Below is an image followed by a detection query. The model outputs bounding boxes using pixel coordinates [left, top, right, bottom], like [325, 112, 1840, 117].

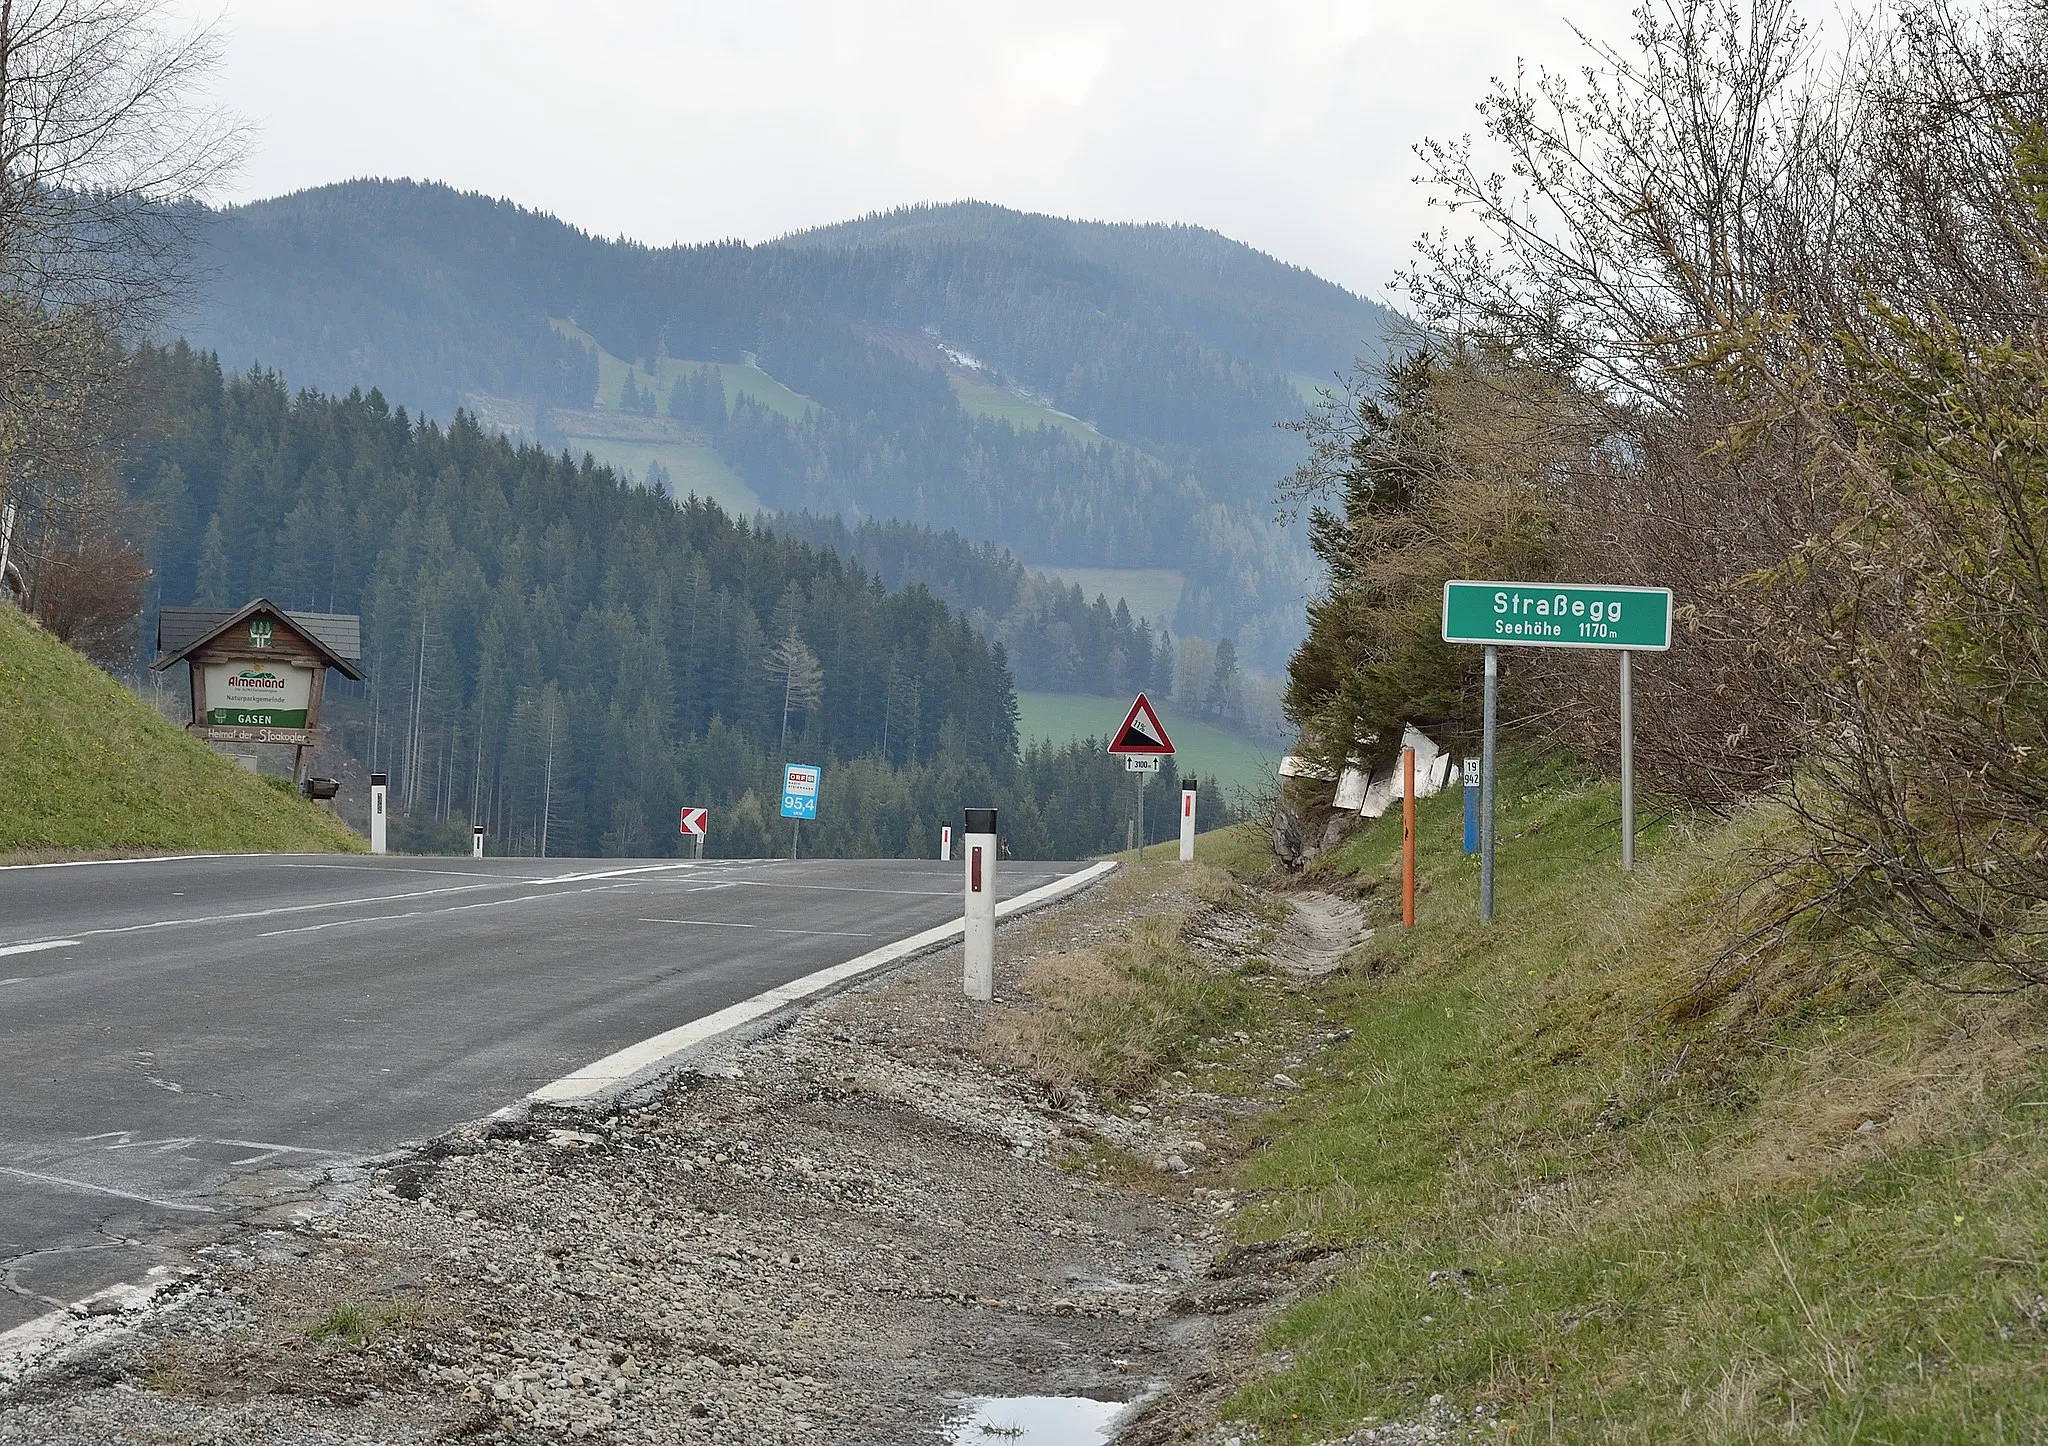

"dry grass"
[983, 862, 1257, 1104]
[1222, 766, 2048, 1442]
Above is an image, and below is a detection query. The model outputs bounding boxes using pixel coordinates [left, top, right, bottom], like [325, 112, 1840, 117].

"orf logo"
[249, 618, 273, 648]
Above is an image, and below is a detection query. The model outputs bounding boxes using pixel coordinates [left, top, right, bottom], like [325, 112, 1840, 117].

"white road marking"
[270, 862, 524, 879]
[531, 861, 1119, 1104]
[0, 940, 79, 958]
[636, 918, 875, 938]
[75, 1132, 345, 1161]
[253, 876, 702, 939]
[0, 853, 234, 872]
[731, 881, 966, 897]
[0, 1269, 189, 1385]
[1, 863, 700, 952]
[0, 1165, 215, 1214]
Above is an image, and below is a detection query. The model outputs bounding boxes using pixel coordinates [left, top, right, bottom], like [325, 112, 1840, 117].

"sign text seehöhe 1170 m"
[1441, 581, 1673, 651]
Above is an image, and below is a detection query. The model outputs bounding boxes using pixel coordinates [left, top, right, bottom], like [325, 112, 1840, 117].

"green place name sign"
[1442, 580, 1673, 651]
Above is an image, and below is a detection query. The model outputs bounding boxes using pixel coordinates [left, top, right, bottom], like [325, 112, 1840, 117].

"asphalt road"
[0, 852, 1083, 1334]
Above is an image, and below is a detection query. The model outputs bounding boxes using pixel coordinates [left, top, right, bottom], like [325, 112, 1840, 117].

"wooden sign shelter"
[153, 599, 365, 784]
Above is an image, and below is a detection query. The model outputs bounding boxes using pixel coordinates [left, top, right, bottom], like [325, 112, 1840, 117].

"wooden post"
[294, 666, 328, 785]
[1402, 746, 1417, 930]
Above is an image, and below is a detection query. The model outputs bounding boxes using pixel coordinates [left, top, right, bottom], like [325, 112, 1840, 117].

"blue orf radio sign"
[780, 763, 821, 820]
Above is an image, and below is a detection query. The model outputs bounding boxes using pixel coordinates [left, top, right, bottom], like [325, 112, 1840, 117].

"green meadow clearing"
[556, 434, 760, 515]
[949, 374, 1103, 442]
[1025, 566, 1185, 623]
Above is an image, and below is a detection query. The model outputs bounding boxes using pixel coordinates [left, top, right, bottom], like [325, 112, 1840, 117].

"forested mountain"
[764, 513, 1250, 721]
[173, 182, 1400, 668]
[782, 201, 1379, 405]
[121, 345, 1227, 858]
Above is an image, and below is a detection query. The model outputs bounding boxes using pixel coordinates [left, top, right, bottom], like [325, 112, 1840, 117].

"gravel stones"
[0, 881, 1238, 1445]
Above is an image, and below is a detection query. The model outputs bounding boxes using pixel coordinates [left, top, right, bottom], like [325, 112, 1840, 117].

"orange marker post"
[1402, 747, 1417, 929]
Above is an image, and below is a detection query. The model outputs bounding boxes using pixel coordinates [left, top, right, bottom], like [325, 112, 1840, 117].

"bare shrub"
[1289, 1, 2048, 981]
[30, 476, 150, 667]
[0, 0, 242, 615]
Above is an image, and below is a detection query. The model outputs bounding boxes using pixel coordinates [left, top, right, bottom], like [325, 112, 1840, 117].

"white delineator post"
[471, 825, 485, 860]
[940, 824, 952, 862]
[1179, 776, 1198, 862]
[370, 772, 388, 855]
[962, 807, 997, 1001]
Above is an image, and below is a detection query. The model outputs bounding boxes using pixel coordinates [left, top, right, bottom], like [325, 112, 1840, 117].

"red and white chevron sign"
[680, 807, 708, 836]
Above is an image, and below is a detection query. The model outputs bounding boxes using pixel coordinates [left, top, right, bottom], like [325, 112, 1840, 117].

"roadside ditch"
[0, 851, 1359, 1445]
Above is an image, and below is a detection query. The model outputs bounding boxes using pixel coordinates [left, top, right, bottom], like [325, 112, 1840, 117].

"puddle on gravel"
[949, 1394, 1128, 1444]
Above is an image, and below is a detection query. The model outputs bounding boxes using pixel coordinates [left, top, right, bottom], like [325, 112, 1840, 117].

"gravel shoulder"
[0, 862, 1349, 1445]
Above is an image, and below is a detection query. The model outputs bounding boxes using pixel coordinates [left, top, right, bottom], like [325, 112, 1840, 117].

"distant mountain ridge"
[776, 199, 1388, 382]
[173, 180, 1402, 666]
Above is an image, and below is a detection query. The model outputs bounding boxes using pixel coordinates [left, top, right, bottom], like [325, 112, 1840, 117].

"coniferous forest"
[123, 345, 1226, 857]
[178, 185, 1400, 669]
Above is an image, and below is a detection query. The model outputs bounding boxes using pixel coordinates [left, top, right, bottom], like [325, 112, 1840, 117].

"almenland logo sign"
[204, 658, 313, 729]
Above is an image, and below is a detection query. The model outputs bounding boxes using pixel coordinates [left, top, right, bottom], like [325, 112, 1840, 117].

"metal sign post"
[1124, 754, 1159, 861]
[1108, 693, 1175, 866]
[1442, 582, 1673, 921]
[681, 806, 708, 860]
[1619, 650, 1636, 872]
[1480, 650, 1497, 924]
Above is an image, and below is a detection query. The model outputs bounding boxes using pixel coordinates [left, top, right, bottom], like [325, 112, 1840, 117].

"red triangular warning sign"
[1108, 692, 1175, 755]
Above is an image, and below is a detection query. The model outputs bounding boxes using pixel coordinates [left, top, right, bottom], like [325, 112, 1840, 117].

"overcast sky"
[174, 0, 1640, 300]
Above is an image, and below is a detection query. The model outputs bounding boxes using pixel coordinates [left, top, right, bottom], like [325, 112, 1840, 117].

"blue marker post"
[1462, 756, 1480, 854]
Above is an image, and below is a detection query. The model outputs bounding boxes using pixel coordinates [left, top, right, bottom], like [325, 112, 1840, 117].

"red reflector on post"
[971, 847, 983, 893]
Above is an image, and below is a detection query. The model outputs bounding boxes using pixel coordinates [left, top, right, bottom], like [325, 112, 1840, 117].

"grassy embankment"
[1019, 761, 2048, 1440]
[0, 604, 364, 858]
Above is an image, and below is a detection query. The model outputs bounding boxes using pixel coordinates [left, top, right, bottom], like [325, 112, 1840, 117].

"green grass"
[305, 1301, 410, 1346]
[666, 357, 814, 422]
[551, 434, 761, 515]
[986, 908, 1260, 1105]
[1024, 567, 1184, 623]
[950, 375, 1103, 442]
[550, 318, 816, 422]
[1131, 820, 1273, 874]
[1212, 757, 2048, 1441]
[0, 605, 364, 857]
[1016, 690, 1273, 800]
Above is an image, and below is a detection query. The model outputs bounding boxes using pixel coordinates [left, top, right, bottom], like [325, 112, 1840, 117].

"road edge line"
[526, 860, 1121, 1107]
